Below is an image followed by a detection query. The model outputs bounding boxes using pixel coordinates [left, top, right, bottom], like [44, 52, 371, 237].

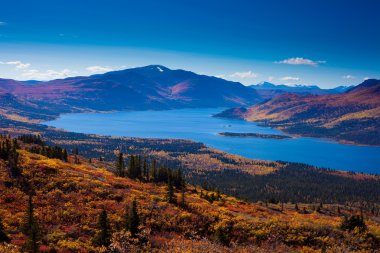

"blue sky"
[0, 0, 379, 87]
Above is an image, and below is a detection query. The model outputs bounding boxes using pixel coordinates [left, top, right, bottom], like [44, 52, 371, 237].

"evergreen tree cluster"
[29, 145, 68, 162]
[340, 215, 367, 232]
[0, 135, 18, 160]
[114, 152, 186, 205]
[0, 135, 21, 177]
[114, 152, 184, 187]
[94, 199, 140, 247]
[17, 135, 44, 145]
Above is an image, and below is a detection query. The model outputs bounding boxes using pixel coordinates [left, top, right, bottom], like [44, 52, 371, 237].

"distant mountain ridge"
[249, 81, 352, 99]
[0, 65, 261, 113]
[216, 79, 380, 146]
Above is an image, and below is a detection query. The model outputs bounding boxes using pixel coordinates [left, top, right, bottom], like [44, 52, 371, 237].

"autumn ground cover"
[0, 138, 379, 252]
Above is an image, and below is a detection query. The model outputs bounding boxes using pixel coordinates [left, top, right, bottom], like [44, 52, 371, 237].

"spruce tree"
[166, 176, 175, 204]
[173, 169, 183, 189]
[21, 195, 41, 253]
[143, 158, 149, 181]
[128, 199, 139, 237]
[0, 216, 10, 243]
[62, 149, 68, 162]
[136, 156, 142, 179]
[123, 205, 130, 230]
[8, 141, 21, 178]
[115, 152, 125, 177]
[93, 208, 111, 247]
[127, 155, 135, 179]
[151, 160, 157, 182]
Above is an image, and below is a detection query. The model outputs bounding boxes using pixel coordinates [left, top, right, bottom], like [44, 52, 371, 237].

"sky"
[0, 0, 379, 88]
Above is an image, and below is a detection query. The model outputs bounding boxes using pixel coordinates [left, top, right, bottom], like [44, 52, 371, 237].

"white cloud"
[230, 71, 258, 79]
[363, 77, 370, 80]
[268, 76, 275, 82]
[86, 65, 114, 73]
[21, 69, 75, 80]
[276, 57, 326, 66]
[215, 74, 226, 79]
[343, 75, 355, 79]
[281, 76, 301, 81]
[0, 60, 31, 69]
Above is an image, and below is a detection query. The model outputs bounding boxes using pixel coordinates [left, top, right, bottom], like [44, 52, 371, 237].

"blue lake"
[43, 108, 380, 174]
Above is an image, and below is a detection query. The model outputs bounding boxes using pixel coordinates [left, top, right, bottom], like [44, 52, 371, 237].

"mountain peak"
[136, 65, 170, 72]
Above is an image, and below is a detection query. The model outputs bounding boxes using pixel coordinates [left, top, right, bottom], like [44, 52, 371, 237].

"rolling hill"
[215, 79, 380, 145]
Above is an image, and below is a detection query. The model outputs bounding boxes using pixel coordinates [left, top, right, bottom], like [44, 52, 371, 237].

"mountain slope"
[1, 136, 379, 252]
[249, 82, 352, 100]
[2, 65, 261, 112]
[216, 79, 380, 145]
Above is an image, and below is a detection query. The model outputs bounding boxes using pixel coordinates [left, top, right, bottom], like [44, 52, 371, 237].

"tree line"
[114, 151, 185, 188]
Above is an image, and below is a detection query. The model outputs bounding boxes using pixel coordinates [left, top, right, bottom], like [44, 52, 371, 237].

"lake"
[43, 108, 380, 174]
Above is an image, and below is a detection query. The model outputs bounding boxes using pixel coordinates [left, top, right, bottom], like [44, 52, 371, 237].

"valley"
[0, 66, 379, 252]
[2, 1, 380, 251]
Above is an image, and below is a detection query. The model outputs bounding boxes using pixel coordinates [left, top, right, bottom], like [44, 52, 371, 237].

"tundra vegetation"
[0, 135, 379, 252]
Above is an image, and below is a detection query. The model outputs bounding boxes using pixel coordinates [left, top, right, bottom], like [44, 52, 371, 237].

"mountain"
[216, 79, 380, 145]
[250, 81, 352, 100]
[1, 65, 261, 112]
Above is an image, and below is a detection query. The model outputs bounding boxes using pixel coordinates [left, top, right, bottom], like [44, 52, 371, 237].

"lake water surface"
[43, 108, 380, 174]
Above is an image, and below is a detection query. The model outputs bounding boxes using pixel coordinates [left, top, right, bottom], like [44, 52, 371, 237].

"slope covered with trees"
[0, 136, 379, 252]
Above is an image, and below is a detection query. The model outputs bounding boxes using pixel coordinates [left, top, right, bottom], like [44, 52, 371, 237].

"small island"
[218, 132, 291, 139]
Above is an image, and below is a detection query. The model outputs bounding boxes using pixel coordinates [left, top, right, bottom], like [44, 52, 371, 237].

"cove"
[43, 108, 380, 174]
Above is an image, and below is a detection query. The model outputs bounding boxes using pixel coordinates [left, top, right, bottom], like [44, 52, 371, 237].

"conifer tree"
[151, 160, 157, 182]
[115, 152, 125, 177]
[127, 155, 135, 179]
[166, 176, 175, 204]
[8, 140, 21, 178]
[143, 158, 149, 181]
[63, 149, 68, 162]
[135, 156, 142, 179]
[123, 205, 130, 230]
[21, 195, 41, 253]
[93, 208, 111, 247]
[128, 199, 140, 237]
[173, 168, 183, 189]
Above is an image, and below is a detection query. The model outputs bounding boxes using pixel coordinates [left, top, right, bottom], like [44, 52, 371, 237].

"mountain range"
[250, 81, 351, 99]
[1, 65, 379, 145]
[0, 65, 261, 113]
[216, 79, 380, 145]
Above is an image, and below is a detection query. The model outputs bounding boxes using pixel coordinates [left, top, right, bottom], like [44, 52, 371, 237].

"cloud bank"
[276, 57, 326, 66]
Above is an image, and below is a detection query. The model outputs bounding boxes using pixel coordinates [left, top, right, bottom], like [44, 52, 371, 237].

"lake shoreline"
[42, 108, 380, 174]
[218, 132, 291, 139]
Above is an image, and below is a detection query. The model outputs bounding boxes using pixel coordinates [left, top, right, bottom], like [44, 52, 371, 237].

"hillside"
[216, 79, 380, 146]
[250, 82, 351, 100]
[0, 65, 261, 112]
[0, 136, 379, 252]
